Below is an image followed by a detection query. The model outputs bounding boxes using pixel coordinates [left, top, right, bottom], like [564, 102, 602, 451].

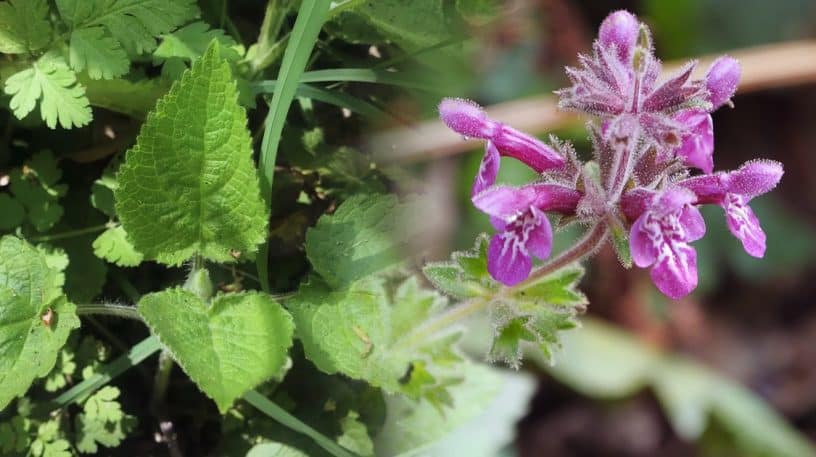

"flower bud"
[705, 56, 740, 109]
[599, 10, 639, 61]
[438, 98, 496, 139]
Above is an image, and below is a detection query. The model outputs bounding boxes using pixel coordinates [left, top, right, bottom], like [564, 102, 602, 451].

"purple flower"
[680, 160, 783, 257]
[439, 98, 566, 189]
[673, 110, 714, 173]
[472, 184, 581, 285]
[598, 10, 639, 62]
[629, 187, 706, 299]
[706, 56, 741, 109]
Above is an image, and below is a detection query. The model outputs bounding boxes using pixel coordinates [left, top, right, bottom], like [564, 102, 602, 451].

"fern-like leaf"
[0, 0, 51, 54]
[4, 54, 92, 129]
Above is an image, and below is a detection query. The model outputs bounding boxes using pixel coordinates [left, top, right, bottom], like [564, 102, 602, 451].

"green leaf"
[423, 234, 493, 299]
[74, 386, 136, 453]
[83, 77, 169, 119]
[256, 0, 331, 292]
[154, 21, 240, 63]
[0, 236, 79, 410]
[0, 0, 51, 54]
[305, 194, 403, 288]
[512, 264, 587, 307]
[138, 288, 294, 413]
[92, 225, 143, 267]
[337, 411, 374, 457]
[115, 43, 267, 265]
[4, 54, 92, 129]
[289, 275, 463, 401]
[8, 150, 68, 232]
[0, 194, 25, 230]
[374, 363, 526, 456]
[332, 0, 452, 51]
[0, 415, 31, 454]
[247, 442, 311, 457]
[68, 26, 130, 80]
[456, 0, 499, 25]
[56, 0, 199, 55]
[609, 216, 633, 268]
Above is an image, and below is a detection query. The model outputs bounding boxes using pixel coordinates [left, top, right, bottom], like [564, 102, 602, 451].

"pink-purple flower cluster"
[439, 10, 783, 299]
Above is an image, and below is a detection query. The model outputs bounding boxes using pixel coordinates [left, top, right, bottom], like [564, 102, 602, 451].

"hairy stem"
[75, 303, 142, 321]
[29, 224, 108, 242]
[514, 222, 609, 289]
[398, 297, 489, 350]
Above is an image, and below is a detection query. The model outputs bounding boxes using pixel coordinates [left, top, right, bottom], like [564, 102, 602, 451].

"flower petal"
[723, 194, 766, 257]
[488, 232, 532, 286]
[472, 184, 581, 219]
[472, 141, 500, 196]
[438, 98, 496, 139]
[525, 208, 553, 260]
[650, 242, 698, 299]
[727, 159, 784, 199]
[630, 213, 658, 268]
[493, 125, 566, 172]
[674, 111, 714, 173]
[680, 205, 706, 242]
[706, 56, 740, 110]
[599, 10, 639, 62]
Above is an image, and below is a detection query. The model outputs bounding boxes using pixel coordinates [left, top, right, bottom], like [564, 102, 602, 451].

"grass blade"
[38, 335, 162, 413]
[256, 0, 331, 292]
[244, 389, 360, 457]
[253, 68, 440, 93]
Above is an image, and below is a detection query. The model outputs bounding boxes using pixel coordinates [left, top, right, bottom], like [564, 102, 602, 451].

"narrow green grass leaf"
[243, 390, 360, 457]
[256, 0, 331, 291]
[40, 335, 162, 412]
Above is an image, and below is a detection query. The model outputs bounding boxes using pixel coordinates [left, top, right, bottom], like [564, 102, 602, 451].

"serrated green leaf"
[138, 288, 294, 413]
[305, 194, 403, 288]
[513, 264, 587, 307]
[154, 21, 240, 62]
[0, 236, 79, 410]
[0, 0, 51, 54]
[9, 151, 67, 232]
[3, 54, 92, 129]
[289, 275, 463, 401]
[75, 386, 136, 453]
[115, 43, 267, 265]
[56, 0, 199, 55]
[488, 316, 534, 368]
[37, 439, 72, 457]
[423, 235, 494, 299]
[0, 194, 24, 230]
[92, 225, 143, 267]
[68, 26, 130, 80]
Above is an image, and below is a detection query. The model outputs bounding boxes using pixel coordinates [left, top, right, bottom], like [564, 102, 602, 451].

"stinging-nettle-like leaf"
[490, 264, 587, 367]
[0, 0, 51, 54]
[154, 21, 240, 63]
[0, 236, 79, 410]
[289, 275, 465, 405]
[138, 288, 294, 413]
[4, 53, 92, 129]
[115, 42, 268, 265]
[305, 193, 404, 289]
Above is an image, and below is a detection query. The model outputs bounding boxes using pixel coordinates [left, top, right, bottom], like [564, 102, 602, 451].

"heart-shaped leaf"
[0, 236, 79, 409]
[138, 288, 294, 412]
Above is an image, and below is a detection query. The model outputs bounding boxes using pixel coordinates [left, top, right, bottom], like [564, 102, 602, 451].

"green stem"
[513, 222, 609, 289]
[29, 224, 108, 242]
[76, 303, 142, 321]
[151, 350, 175, 410]
[398, 297, 489, 350]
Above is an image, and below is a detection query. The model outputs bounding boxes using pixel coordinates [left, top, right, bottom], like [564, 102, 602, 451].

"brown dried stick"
[369, 40, 816, 164]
